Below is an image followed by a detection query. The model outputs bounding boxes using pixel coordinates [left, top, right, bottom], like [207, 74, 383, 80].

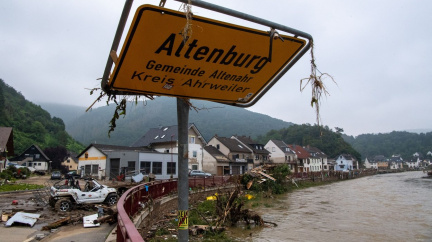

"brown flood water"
[228, 171, 432, 242]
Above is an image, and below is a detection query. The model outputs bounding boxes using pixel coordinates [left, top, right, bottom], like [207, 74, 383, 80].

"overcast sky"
[1, 0, 431, 137]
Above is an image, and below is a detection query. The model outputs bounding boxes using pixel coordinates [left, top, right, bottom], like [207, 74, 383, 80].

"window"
[85, 165, 92, 175]
[128, 161, 135, 172]
[340, 165, 345, 169]
[192, 164, 198, 170]
[161, 135, 165, 139]
[140, 161, 151, 174]
[190, 136, 195, 144]
[193, 151, 197, 158]
[216, 144, 220, 149]
[154, 135, 159, 139]
[166, 162, 176, 175]
[92, 164, 98, 174]
[238, 144, 243, 148]
[70, 165, 72, 168]
[35, 154, 40, 159]
[85, 153, 89, 159]
[152, 162, 162, 174]
[255, 155, 259, 160]
[38, 163, 41, 166]
[163, 127, 168, 131]
[67, 159, 70, 163]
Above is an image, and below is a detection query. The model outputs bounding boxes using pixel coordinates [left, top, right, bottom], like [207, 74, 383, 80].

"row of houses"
[0, 124, 365, 180]
[364, 153, 432, 170]
[70, 124, 361, 180]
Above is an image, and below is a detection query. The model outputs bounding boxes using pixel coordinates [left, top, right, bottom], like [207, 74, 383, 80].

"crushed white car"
[49, 178, 118, 212]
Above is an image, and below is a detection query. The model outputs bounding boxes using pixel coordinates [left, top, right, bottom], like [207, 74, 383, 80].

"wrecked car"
[49, 178, 118, 212]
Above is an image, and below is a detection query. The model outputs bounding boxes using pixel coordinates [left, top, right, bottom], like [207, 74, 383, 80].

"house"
[264, 140, 298, 172]
[420, 159, 431, 168]
[371, 155, 389, 169]
[138, 151, 179, 180]
[203, 146, 231, 176]
[77, 144, 178, 180]
[206, 135, 253, 175]
[304, 145, 328, 172]
[131, 123, 206, 171]
[265, 140, 297, 163]
[413, 152, 424, 159]
[10, 144, 51, 171]
[389, 155, 404, 170]
[405, 156, 420, 169]
[231, 135, 270, 167]
[327, 158, 336, 171]
[364, 157, 378, 169]
[61, 152, 78, 171]
[288, 144, 310, 173]
[334, 154, 357, 171]
[0, 127, 14, 171]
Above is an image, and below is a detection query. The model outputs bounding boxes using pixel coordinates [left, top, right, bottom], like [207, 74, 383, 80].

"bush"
[17, 167, 31, 178]
[0, 171, 12, 180]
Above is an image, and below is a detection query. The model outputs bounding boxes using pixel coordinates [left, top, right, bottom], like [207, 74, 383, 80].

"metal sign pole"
[177, 97, 189, 242]
[101, 0, 134, 92]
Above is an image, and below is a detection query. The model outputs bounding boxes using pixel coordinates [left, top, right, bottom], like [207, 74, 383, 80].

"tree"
[335, 127, 344, 133]
[43, 147, 68, 172]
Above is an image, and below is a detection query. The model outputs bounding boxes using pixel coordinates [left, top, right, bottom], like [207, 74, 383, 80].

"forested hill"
[0, 79, 84, 155]
[343, 131, 432, 159]
[59, 96, 294, 146]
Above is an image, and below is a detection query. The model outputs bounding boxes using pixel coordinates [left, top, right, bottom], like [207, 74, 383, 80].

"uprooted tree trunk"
[214, 186, 267, 228]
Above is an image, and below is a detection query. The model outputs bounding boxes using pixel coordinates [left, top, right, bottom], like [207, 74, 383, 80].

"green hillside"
[65, 96, 294, 146]
[0, 79, 84, 155]
[343, 131, 432, 159]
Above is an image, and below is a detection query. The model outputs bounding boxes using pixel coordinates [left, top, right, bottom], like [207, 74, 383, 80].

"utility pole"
[177, 97, 189, 242]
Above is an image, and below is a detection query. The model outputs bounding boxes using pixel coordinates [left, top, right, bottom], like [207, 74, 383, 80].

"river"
[229, 171, 432, 242]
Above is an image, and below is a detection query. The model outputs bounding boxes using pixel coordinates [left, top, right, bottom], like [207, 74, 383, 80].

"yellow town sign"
[108, 5, 307, 105]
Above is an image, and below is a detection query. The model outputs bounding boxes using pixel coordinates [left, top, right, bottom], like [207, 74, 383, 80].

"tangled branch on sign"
[300, 41, 336, 127]
[86, 87, 154, 137]
[180, 0, 193, 43]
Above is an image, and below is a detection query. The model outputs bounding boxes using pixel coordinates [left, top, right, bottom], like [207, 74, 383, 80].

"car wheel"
[55, 198, 72, 212]
[105, 194, 117, 206]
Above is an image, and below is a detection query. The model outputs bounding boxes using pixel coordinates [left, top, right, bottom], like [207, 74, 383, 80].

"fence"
[116, 176, 233, 242]
[292, 169, 379, 180]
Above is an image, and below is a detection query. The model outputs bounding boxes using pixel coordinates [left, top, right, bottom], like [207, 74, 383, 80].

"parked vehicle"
[65, 171, 80, 179]
[188, 170, 212, 177]
[51, 171, 62, 180]
[49, 178, 118, 212]
[34, 170, 46, 176]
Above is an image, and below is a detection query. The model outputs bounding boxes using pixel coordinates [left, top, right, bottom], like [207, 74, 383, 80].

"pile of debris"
[241, 165, 278, 190]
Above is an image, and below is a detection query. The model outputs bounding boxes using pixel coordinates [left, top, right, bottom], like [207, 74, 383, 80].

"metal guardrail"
[116, 176, 233, 242]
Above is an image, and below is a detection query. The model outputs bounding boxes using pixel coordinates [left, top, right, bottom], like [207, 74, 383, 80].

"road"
[0, 175, 118, 242]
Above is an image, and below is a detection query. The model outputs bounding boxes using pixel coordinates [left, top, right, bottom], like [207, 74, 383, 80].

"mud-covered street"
[0, 175, 119, 242]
